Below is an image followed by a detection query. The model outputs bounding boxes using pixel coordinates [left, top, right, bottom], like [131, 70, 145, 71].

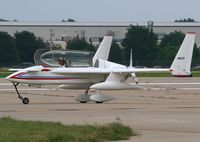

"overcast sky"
[0, 0, 199, 22]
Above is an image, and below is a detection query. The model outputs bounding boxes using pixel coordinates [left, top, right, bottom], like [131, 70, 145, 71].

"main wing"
[51, 67, 170, 74]
[51, 66, 171, 90]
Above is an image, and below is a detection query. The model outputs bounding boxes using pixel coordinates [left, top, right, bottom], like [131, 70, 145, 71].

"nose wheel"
[13, 83, 30, 104]
[22, 97, 29, 104]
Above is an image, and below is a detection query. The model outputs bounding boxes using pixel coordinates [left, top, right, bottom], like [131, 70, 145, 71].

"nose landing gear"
[13, 83, 29, 104]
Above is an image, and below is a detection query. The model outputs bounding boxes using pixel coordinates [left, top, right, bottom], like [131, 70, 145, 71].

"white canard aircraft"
[6, 32, 196, 104]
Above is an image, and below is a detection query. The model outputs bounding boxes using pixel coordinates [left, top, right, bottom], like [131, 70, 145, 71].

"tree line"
[0, 26, 200, 67]
[121, 26, 200, 67]
[0, 31, 45, 66]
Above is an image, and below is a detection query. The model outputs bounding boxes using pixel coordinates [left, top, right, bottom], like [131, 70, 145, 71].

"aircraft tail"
[93, 36, 113, 66]
[170, 32, 196, 77]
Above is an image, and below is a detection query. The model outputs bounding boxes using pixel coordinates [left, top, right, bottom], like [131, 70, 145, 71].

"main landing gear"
[75, 85, 115, 103]
[75, 86, 91, 103]
[13, 83, 29, 104]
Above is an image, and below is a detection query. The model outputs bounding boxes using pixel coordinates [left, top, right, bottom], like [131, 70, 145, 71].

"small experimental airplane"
[6, 32, 196, 104]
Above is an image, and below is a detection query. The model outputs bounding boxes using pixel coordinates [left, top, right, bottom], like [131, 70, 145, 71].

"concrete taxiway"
[1, 77, 200, 142]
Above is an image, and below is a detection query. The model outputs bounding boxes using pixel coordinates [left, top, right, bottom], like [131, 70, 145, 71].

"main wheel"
[75, 94, 90, 103]
[22, 97, 29, 104]
[95, 101, 103, 104]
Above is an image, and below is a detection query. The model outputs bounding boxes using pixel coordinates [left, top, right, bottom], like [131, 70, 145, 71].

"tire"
[22, 97, 29, 104]
[95, 101, 103, 104]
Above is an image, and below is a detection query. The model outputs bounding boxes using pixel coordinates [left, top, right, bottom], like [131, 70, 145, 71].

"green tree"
[67, 18, 76, 22]
[158, 31, 200, 66]
[0, 18, 9, 21]
[122, 25, 158, 66]
[61, 19, 75, 22]
[108, 42, 123, 64]
[67, 37, 95, 52]
[191, 43, 200, 66]
[15, 31, 45, 62]
[158, 31, 185, 66]
[175, 18, 195, 22]
[0, 31, 19, 64]
[159, 31, 185, 48]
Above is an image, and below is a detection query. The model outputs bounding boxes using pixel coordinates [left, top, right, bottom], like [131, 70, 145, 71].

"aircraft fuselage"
[6, 69, 106, 86]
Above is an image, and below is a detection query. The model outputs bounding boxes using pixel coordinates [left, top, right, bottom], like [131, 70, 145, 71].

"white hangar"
[0, 21, 200, 46]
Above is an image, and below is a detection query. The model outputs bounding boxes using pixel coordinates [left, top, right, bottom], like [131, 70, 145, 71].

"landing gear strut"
[13, 83, 29, 104]
[75, 85, 91, 103]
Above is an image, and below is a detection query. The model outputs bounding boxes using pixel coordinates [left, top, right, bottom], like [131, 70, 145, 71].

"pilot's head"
[58, 57, 64, 61]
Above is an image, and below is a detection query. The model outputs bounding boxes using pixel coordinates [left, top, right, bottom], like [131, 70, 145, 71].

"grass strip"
[0, 117, 136, 142]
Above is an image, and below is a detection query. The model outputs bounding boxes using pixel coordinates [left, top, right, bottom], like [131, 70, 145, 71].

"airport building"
[0, 21, 200, 47]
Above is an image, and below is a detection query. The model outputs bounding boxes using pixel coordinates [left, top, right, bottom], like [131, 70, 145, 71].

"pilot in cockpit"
[57, 57, 66, 67]
[58, 57, 71, 67]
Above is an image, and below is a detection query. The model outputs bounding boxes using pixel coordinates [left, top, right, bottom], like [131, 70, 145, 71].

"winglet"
[129, 49, 133, 68]
[170, 32, 196, 77]
[93, 36, 113, 66]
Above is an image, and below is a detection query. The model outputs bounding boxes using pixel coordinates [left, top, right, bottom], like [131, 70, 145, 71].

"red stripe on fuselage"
[10, 72, 87, 80]
[13, 77, 85, 80]
[10, 72, 26, 79]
